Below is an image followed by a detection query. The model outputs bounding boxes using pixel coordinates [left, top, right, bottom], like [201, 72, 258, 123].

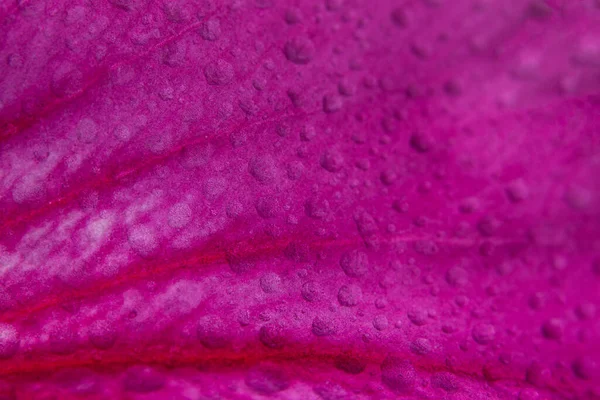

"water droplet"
[300, 124, 317, 141]
[259, 325, 285, 349]
[275, 122, 290, 138]
[284, 242, 310, 262]
[407, 308, 428, 326]
[442, 324, 457, 334]
[526, 361, 550, 386]
[325, 0, 343, 11]
[255, 197, 280, 219]
[338, 78, 356, 96]
[7, 53, 24, 68]
[565, 185, 593, 211]
[393, 199, 409, 213]
[260, 273, 281, 293]
[204, 59, 234, 85]
[252, 76, 266, 91]
[443, 79, 462, 96]
[113, 124, 133, 142]
[373, 315, 389, 331]
[575, 303, 596, 320]
[162, 3, 190, 23]
[109, 0, 136, 11]
[334, 353, 366, 374]
[238, 97, 259, 115]
[284, 8, 302, 24]
[255, 0, 274, 9]
[339, 250, 368, 278]
[238, 310, 251, 326]
[287, 88, 307, 108]
[355, 159, 370, 171]
[459, 197, 478, 213]
[323, 94, 343, 113]
[572, 356, 596, 380]
[284, 37, 315, 64]
[409, 132, 433, 153]
[431, 372, 460, 392]
[301, 281, 322, 302]
[445, 266, 468, 287]
[354, 211, 378, 239]
[454, 296, 467, 307]
[304, 197, 330, 219]
[380, 169, 398, 186]
[75, 118, 98, 143]
[525, 0, 552, 19]
[541, 318, 564, 340]
[337, 284, 362, 307]
[199, 18, 221, 41]
[477, 216, 500, 236]
[312, 315, 337, 336]
[391, 8, 407, 27]
[226, 242, 255, 274]
[248, 156, 277, 184]
[413, 239, 438, 255]
[506, 179, 529, 202]
[528, 292, 545, 310]
[162, 41, 187, 67]
[410, 337, 432, 355]
[472, 323, 496, 345]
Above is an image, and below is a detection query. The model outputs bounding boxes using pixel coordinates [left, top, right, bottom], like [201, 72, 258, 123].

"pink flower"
[0, 0, 598, 398]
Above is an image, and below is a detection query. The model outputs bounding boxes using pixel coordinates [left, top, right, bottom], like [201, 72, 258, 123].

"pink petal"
[0, 0, 598, 399]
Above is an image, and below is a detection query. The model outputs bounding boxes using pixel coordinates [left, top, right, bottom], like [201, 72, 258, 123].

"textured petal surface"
[0, 0, 599, 399]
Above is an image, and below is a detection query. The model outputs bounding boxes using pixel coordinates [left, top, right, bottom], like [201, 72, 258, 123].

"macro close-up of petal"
[0, 0, 599, 399]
